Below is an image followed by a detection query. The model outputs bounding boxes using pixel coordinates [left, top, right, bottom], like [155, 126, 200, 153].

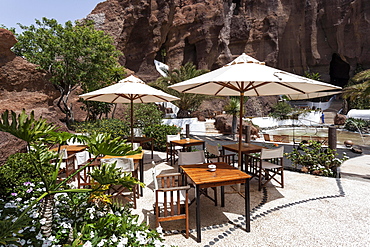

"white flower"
[90, 231, 95, 238]
[156, 226, 163, 233]
[114, 211, 121, 217]
[16, 198, 22, 202]
[30, 226, 36, 232]
[83, 241, 92, 247]
[110, 234, 118, 243]
[19, 239, 26, 245]
[97, 239, 107, 247]
[36, 232, 44, 240]
[118, 237, 128, 247]
[40, 218, 46, 225]
[48, 235, 56, 242]
[30, 211, 39, 218]
[154, 239, 163, 247]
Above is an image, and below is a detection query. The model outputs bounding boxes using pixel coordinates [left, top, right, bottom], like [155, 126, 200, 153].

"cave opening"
[155, 39, 168, 64]
[329, 53, 350, 87]
[183, 38, 197, 66]
[232, 0, 241, 15]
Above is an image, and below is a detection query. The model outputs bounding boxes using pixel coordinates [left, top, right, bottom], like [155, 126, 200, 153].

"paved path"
[137, 141, 370, 247]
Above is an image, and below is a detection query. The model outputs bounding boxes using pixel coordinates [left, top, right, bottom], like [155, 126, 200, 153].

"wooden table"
[49, 145, 87, 156]
[180, 162, 251, 243]
[125, 137, 154, 159]
[222, 143, 264, 172]
[101, 151, 145, 196]
[170, 139, 205, 166]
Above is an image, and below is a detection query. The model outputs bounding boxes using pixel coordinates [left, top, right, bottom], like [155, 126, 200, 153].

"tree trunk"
[232, 115, 237, 139]
[40, 194, 54, 238]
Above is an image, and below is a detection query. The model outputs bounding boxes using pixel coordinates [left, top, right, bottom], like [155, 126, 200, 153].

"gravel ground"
[134, 136, 370, 247]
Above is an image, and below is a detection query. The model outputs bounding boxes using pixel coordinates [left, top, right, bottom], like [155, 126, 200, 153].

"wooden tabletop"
[181, 162, 251, 188]
[222, 143, 264, 154]
[102, 151, 144, 160]
[49, 145, 87, 153]
[170, 138, 205, 146]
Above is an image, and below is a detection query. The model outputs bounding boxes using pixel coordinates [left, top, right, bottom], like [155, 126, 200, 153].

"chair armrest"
[157, 185, 191, 192]
[156, 172, 182, 178]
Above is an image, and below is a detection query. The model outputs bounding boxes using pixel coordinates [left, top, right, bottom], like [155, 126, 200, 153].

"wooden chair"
[205, 143, 236, 167]
[263, 133, 271, 142]
[272, 135, 283, 142]
[152, 163, 190, 238]
[166, 134, 182, 164]
[77, 159, 100, 189]
[280, 135, 290, 143]
[178, 150, 218, 205]
[100, 157, 138, 209]
[247, 147, 284, 191]
[55, 148, 76, 181]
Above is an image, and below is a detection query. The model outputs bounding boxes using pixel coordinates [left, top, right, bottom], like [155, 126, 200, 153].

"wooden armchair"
[247, 147, 284, 191]
[166, 134, 182, 164]
[205, 143, 236, 167]
[100, 157, 139, 209]
[152, 164, 191, 238]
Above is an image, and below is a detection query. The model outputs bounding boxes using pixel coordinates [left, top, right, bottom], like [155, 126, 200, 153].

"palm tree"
[150, 62, 209, 118]
[343, 69, 370, 109]
[224, 97, 240, 139]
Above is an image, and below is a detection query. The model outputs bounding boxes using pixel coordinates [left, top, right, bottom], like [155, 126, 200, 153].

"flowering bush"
[0, 110, 165, 246]
[285, 140, 348, 177]
[0, 185, 165, 246]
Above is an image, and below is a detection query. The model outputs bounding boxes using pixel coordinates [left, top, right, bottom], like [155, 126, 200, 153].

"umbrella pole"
[236, 93, 244, 193]
[238, 93, 244, 170]
[131, 100, 134, 149]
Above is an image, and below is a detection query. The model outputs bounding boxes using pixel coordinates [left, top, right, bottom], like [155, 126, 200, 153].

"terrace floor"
[134, 136, 370, 247]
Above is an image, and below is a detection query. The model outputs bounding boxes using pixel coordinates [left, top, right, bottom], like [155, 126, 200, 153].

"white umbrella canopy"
[80, 75, 179, 143]
[169, 53, 342, 169]
[285, 90, 342, 101]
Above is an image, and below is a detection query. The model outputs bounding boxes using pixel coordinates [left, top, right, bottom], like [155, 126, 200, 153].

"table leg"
[221, 186, 225, 207]
[151, 140, 154, 159]
[140, 159, 144, 196]
[245, 179, 250, 232]
[170, 142, 173, 166]
[196, 185, 201, 243]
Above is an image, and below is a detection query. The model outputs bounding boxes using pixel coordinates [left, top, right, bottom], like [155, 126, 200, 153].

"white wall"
[251, 111, 321, 128]
[162, 118, 206, 135]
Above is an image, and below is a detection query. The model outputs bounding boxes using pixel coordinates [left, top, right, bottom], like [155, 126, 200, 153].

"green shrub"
[285, 140, 348, 177]
[269, 101, 293, 120]
[143, 124, 181, 151]
[73, 119, 130, 139]
[0, 153, 53, 199]
[132, 103, 164, 129]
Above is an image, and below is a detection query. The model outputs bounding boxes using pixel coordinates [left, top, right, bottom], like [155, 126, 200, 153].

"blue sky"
[1, 0, 104, 33]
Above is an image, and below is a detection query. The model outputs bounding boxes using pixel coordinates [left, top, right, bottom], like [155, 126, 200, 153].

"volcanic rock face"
[88, 0, 370, 85]
[0, 29, 62, 164]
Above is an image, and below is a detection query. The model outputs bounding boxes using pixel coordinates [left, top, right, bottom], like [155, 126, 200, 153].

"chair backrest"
[261, 146, 284, 160]
[133, 128, 143, 137]
[166, 134, 180, 143]
[178, 150, 205, 166]
[206, 143, 220, 157]
[263, 134, 271, 141]
[60, 148, 68, 159]
[152, 161, 159, 190]
[100, 157, 134, 172]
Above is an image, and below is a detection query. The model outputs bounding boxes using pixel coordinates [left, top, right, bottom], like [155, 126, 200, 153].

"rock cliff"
[0, 28, 63, 164]
[88, 0, 370, 86]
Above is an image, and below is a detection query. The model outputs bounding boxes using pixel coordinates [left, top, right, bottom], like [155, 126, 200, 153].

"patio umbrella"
[79, 75, 179, 144]
[285, 90, 342, 100]
[169, 53, 342, 169]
